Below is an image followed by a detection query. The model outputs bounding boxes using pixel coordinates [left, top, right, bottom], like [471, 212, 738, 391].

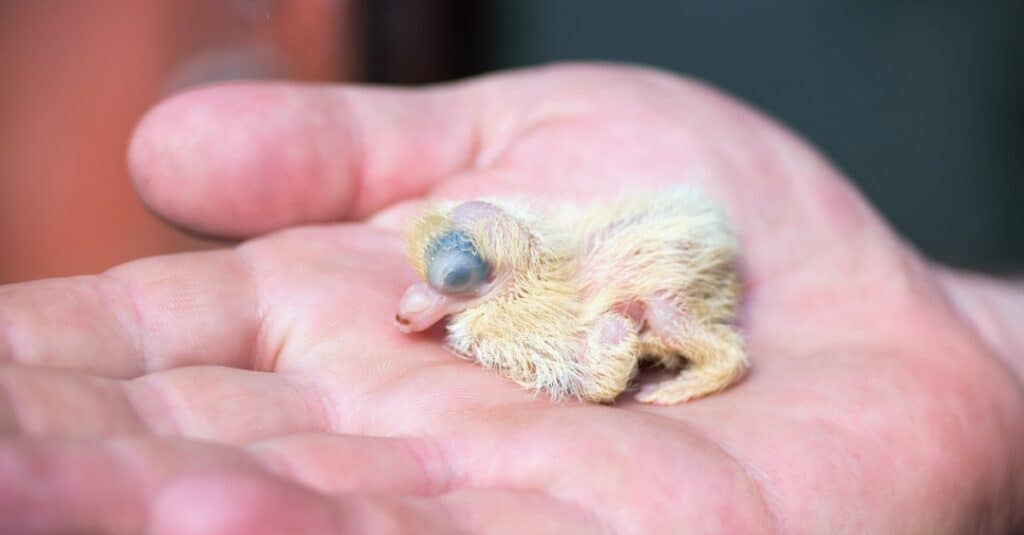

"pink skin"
[0, 65, 1021, 533]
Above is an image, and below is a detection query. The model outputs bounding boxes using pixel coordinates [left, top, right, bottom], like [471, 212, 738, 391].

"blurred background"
[1, 1, 1021, 283]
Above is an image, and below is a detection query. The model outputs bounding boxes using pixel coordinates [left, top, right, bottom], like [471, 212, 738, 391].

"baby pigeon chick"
[395, 188, 747, 404]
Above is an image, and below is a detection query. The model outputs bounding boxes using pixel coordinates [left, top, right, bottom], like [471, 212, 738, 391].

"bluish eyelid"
[425, 230, 477, 259]
[426, 230, 491, 294]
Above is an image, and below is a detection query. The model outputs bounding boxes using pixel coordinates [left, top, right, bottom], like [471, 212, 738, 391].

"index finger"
[0, 249, 258, 377]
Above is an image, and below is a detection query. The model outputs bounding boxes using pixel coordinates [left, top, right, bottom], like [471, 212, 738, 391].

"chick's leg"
[576, 313, 640, 403]
[636, 297, 747, 405]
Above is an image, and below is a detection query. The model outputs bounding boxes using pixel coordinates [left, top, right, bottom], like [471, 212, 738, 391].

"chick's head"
[396, 200, 538, 333]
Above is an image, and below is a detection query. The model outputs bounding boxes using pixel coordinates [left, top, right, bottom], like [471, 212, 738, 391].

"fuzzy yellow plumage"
[396, 188, 746, 404]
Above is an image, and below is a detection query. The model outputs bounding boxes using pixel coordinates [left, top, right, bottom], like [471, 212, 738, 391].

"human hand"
[2, 64, 1021, 534]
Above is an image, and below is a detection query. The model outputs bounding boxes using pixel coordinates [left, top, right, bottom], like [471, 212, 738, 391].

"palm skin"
[1, 64, 1022, 534]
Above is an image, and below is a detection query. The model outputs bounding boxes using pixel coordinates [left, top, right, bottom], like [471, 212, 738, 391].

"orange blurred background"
[0, 0, 360, 283]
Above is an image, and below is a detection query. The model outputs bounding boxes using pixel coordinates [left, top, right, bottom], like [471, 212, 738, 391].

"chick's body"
[401, 188, 746, 404]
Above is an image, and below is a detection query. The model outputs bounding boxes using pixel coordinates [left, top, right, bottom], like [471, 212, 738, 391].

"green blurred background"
[475, 2, 1023, 271]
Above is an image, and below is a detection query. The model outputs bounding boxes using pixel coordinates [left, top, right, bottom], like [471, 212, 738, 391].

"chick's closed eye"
[394, 222, 501, 334]
[426, 230, 491, 295]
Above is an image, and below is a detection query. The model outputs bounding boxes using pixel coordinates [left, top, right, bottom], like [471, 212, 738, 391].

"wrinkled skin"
[1, 64, 1022, 534]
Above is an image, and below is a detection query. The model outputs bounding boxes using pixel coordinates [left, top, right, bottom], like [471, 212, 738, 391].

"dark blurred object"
[363, 0, 482, 84]
[0, 0, 359, 283]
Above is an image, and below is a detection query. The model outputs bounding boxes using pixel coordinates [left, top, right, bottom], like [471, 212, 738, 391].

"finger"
[0, 249, 258, 377]
[151, 476, 598, 535]
[132, 65, 731, 238]
[0, 366, 146, 436]
[439, 407, 775, 533]
[127, 367, 327, 443]
[0, 364, 331, 443]
[129, 81, 481, 238]
[0, 435, 427, 534]
[935, 267, 1024, 379]
[0, 437, 260, 535]
[247, 433, 448, 495]
[0, 436, 598, 535]
[129, 64, 869, 246]
[0, 434, 445, 499]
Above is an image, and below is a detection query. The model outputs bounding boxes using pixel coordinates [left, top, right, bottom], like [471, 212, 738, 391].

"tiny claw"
[635, 383, 659, 401]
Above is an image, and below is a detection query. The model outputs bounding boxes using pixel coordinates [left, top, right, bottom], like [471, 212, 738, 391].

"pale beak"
[395, 282, 457, 333]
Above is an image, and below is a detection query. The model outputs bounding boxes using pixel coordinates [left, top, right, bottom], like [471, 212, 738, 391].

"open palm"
[2, 65, 1021, 534]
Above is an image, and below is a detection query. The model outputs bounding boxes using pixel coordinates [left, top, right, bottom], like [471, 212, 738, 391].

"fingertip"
[129, 83, 359, 238]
